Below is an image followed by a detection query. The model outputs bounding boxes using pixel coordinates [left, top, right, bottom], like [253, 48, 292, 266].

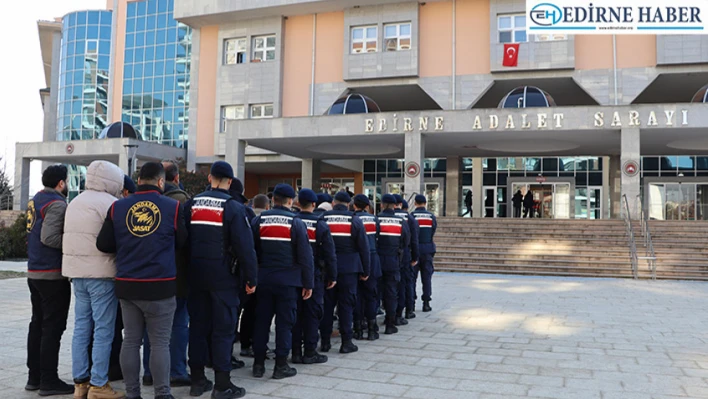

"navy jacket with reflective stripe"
[324, 204, 370, 276]
[412, 207, 437, 255]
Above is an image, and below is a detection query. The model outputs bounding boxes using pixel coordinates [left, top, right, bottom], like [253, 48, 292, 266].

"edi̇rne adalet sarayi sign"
[526, 0, 707, 34]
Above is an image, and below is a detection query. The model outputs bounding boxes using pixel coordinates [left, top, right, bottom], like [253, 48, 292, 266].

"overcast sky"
[0, 0, 106, 192]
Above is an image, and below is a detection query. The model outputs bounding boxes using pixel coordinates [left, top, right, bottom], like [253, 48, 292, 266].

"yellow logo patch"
[26, 200, 36, 233]
[126, 201, 161, 237]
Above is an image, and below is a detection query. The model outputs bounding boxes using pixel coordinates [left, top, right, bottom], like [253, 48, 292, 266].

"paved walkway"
[0, 273, 707, 399]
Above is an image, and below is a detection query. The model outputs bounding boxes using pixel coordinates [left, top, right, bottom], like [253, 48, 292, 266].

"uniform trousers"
[418, 254, 435, 302]
[397, 261, 415, 315]
[239, 293, 257, 351]
[320, 273, 358, 342]
[354, 276, 379, 323]
[292, 273, 325, 352]
[187, 290, 240, 374]
[378, 255, 401, 321]
[253, 284, 298, 359]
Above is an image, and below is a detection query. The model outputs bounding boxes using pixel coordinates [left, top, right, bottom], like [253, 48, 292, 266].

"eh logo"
[530, 3, 563, 26]
[127, 201, 161, 237]
[26, 200, 36, 233]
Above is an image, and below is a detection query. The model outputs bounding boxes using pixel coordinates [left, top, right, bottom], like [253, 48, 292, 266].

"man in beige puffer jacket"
[62, 161, 126, 399]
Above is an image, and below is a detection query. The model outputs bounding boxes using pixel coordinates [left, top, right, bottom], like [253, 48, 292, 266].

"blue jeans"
[71, 279, 118, 386]
[143, 297, 189, 379]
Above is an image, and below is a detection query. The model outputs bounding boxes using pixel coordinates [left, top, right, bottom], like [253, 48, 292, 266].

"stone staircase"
[637, 221, 708, 281]
[435, 218, 634, 278]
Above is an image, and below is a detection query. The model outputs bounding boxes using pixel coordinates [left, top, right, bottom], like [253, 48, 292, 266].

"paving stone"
[404, 386, 480, 399]
[456, 379, 529, 396]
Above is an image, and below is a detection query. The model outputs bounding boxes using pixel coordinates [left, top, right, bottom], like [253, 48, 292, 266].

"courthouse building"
[18, 0, 708, 220]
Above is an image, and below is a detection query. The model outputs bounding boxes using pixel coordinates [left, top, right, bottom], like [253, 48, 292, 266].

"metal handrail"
[621, 194, 639, 279]
[637, 195, 657, 280]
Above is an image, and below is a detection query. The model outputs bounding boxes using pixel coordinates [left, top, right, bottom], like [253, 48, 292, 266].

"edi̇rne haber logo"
[526, 0, 707, 34]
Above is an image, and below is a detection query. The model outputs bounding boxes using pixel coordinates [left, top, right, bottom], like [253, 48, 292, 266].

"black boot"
[423, 301, 432, 312]
[211, 376, 245, 399]
[38, 379, 74, 396]
[367, 320, 379, 341]
[384, 316, 398, 335]
[291, 347, 303, 364]
[320, 337, 331, 353]
[302, 349, 328, 364]
[353, 320, 363, 340]
[273, 357, 297, 380]
[230, 355, 245, 369]
[339, 340, 358, 354]
[252, 357, 266, 379]
[405, 310, 416, 319]
[190, 376, 213, 397]
[395, 315, 408, 326]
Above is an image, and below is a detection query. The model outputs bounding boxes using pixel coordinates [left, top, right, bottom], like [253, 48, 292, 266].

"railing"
[621, 194, 639, 279]
[637, 195, 657, 280]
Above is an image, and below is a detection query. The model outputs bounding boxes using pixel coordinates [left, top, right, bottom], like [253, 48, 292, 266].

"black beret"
[298, 188, 318, 204]
[334, 191, 351, 203]
[210, 161, 234, 179]
[273, 183, 296, 198]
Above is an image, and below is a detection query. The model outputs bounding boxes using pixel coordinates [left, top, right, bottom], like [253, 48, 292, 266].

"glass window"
[225, 38, 247, 64]
[221, 105, 245, 132]
[250, 104, 274, 119]
[384, 22, 412, 52]
[351, 26, 378, 54]
[498, 14, 526, 43]
[252, 35, 276, 62]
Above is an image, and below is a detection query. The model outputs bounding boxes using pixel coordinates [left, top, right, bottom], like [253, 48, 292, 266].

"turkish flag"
[503, 43, 520, 67]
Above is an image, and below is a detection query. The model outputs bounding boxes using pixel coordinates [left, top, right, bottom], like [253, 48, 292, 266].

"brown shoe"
[74, 382, 90, 399]
[87, 383, 126, 399]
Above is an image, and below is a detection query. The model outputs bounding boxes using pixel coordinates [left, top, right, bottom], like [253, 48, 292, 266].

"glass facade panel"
[57, 10, 112, 141]
[122, 0, 191, 148]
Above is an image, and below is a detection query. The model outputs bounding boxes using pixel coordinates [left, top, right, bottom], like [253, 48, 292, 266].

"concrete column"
[621, 127, 641, 219]
[602, 156, 611, 219]
[404, 131, 424, 198]
[301, 159, 321, 190]
[472, 157, 484, 218]
[118, 152, 129, 175]
[445, 156, 462, 216]
[225, 138, 246, 181]
[609, 155, 621, 219]
[14, 155, 31, 210]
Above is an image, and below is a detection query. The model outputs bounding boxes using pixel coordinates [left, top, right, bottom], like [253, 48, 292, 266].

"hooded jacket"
[62, 161, 123, 279]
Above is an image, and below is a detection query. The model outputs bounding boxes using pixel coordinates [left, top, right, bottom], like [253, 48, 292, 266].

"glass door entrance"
[511, 183, 571, 219]
[648, 182, 708, 220]
[381, 178, 445, 216]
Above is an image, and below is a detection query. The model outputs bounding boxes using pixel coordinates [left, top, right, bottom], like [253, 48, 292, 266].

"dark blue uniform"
[184, 189, 258, 374]
[377, 209, 409, 326]
[412, 207, 437, 303]
[251, 206, 314, 360]
[395, 209, 419, 317]
[320, 204, 370, 343]
[292, 211, 337, 354]
[354, 211, 381, 326]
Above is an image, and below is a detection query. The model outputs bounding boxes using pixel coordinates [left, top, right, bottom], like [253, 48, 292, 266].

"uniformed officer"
[352, 194, 382, 341]
[184, 161, 258, 399]
[313, 193, 332, 216]
[291, 189, 338, 364]
[393, 195, 419, 325]
[376, 194, 409, 334]
[411, 195, 437, 312]
[251, 184, 314, 379]
[320, 192, 370, 354]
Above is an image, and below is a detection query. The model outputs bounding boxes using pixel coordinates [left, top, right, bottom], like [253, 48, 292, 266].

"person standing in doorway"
[512, 190, 523, 218]
[461, 191, 472, 217]
[523, 190, 535, 218]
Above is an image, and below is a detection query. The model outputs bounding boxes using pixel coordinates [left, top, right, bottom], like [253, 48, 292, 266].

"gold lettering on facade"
[682, 109, 689, 125]
[553, 113, 564, 128]
[473, 116, 482, 130]
[392, 114, 398, 132]
[647, 111, 658, 127]
[378, 119, 387, 132]
[403, 118, 413, 132]
[628, 111, 640, 126]
[419, 117, 428, 131]
[611, 112, 622, 127]
[505, 115, 515, 129]
[365, 119, 374, 132]
[594, 112, 604, 127]
[537, 114, 547, 128]
[489, 115, 499, 129]
[521, 114, 531, 129]
[665, 110, 675, 126]
[435, 117, 444, 131]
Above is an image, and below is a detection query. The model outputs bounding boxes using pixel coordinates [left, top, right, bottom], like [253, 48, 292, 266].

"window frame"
[224, 37, 247, 65]
[250, 103, 274, 119]
[497, 14, 527, 44]
[351, 25, 378, 54]
[252, 35, 276, 62]
[220, 105, 245, 132]
[383, 22, 412, 52]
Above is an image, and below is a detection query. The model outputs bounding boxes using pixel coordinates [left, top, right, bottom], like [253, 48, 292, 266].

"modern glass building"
[56, 10, 112, 141]
[121, 0, 191, 148]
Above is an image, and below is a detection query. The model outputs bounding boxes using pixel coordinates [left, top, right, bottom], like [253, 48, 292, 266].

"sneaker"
[170, 375, 191, 387]
[211, 383, 245, 399]
[87, 383, 125, 399]
[25, 378, 40, 391]
[74, 382, 90, 399]
[38, 379, 74, 397]
[190, 378, 213, 397]
[252, 363, 265, 379]
[142, 375, 153, 386]
[272, 364, 297, 380]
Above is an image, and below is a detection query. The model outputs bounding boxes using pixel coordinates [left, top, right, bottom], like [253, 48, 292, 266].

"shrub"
[0, 214, 28, 260]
